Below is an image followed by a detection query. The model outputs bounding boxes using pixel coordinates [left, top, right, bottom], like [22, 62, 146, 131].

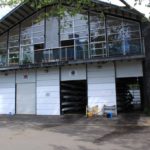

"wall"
[0, 60, 144, 115]
[0, 71, 15, 114]
[116, 60, 143, 78]
[46, 17, 59, 49]
[37, 68, 60, 115]
[16, 69, 36, 83]
[87, 62, 116, 113]
[61, 64, 86, 81]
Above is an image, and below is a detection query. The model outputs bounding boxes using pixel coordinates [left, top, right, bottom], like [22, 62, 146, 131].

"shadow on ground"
[0, 113, 150, 150]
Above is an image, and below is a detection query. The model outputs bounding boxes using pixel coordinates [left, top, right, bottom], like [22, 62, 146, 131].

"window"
[8, 25, 19, 65]
[0, 33, 7, 65]
[90, 13, 106, 57]
[107, 16, 124, 56]
[61, 40, 74, 60]
[106, 16, 141, 56]
[34, 43, 44, 63]
[20, 10, 45, 64]
[60, 12, 89, 60]
[123, 19, 141, 54]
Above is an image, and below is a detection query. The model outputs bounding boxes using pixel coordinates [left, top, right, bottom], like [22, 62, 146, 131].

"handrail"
[34, 44, 89, 52]
[0, 37, 145, 67]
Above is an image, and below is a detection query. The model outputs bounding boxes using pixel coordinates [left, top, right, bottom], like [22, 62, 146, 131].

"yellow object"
[92, 105, 99, 115]
[87, 111, 93, 118]
[86, 105, 100, 118]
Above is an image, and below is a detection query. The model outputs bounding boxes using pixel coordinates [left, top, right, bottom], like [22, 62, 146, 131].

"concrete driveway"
[0, 114, 150, 150]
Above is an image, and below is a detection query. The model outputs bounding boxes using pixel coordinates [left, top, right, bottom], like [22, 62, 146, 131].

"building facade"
[0, 1, 145, 115]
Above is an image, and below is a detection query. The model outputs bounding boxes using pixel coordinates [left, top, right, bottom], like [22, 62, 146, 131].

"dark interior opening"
[61, 40, 74, 60]
[60, 80, 87, 115]
[61, 40, 74, 47]
[116, 77, 143, 113]
[34, 43, 44, 63]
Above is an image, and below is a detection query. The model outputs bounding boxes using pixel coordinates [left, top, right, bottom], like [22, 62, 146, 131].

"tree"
[0, 0, 94, 18]
[0, 0, 149, 19]
[0, 0, 150, 20]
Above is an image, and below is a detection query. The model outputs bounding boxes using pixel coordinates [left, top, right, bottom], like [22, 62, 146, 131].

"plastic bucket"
[107, 112, 113, 119]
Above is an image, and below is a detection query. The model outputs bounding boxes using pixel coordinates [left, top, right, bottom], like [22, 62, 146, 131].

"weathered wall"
[116, 60, 143, 78]
[0, 71, 15, 114]
[37, 68, 60, 115]
[87, 62, 116, 113]
[61, 64, 86, 81]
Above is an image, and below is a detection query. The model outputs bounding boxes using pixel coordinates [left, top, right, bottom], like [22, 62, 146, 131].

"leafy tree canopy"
[0, 0, 149, 19]
[0, 0, 94, 18]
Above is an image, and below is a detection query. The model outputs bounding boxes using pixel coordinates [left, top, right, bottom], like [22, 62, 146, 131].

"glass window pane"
[124, 31, 140, 39]
[9, 47, 19, 53]
[90, 12, 106, 58]
[90, 13, 105, 28]
[33, 37, 44, 44]
[107, 16, 141, 56]
[22, 45, 34, 64]
[108, 41, 124, 56]
[9, 40, 19, 47]
[9, 53, 19, 64]
[32, 26, 44, 33]
[107, 16, 122, 28]
[74, 32, 88, 38]
[91, 36, 105, 42]
[67, 47, 74, 60]
[21, 10, 44, 47]
[21, 33, 32, 40]
[107, 26, 124, 34]
[9, 25, 19, 62]
[74, 25, 88, 32]
[124, 19, 140, 26]
[124, 25, 140, 32]
[61, 27, 73, 34]
[91, 49, 104, 56]
[21, 39, 32, 45]
[108, 34, 123, 41]
[125, 39, 141, 55]
[91, 29, 105, 36]
[0, 33, 8, 65]
[75, 38, 88, 46]
[91, 43, 106, 49]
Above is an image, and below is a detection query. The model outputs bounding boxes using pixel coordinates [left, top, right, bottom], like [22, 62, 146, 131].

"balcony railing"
[0, 38, 145, 67]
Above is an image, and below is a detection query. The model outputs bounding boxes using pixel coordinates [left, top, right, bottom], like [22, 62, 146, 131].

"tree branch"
[119, 0, 132, 8]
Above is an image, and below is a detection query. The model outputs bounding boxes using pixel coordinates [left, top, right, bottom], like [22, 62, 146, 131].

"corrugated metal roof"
[0, 3, 35, 35]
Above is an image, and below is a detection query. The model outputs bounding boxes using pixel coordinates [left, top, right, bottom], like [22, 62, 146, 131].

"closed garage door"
[16, 83, 36, 114]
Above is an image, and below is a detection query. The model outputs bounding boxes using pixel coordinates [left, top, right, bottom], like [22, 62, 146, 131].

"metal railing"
[0, 38, 145, 67]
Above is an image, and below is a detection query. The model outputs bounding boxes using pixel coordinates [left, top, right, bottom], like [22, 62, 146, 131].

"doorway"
[60, 80, 87, 115]
[61, 40, 74, 60]
[116, 77, 143, 113]
[34, 43, 44, 63]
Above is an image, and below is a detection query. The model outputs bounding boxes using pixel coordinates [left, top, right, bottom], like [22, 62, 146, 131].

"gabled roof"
[0, 0, 144, 35]
[0, 3, 35, 35]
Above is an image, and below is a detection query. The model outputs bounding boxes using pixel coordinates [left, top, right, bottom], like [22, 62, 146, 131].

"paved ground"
[0, 114, 150, 150]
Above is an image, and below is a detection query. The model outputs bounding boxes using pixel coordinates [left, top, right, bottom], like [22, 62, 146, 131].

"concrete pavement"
[0, 114, 149, 150]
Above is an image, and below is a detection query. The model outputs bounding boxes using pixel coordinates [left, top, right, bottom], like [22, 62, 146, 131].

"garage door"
[16, 83, 36, 114]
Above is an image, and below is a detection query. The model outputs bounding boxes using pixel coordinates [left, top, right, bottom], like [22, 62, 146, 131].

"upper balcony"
[0, 13, 145, 69]
[0, 37, 144, 69]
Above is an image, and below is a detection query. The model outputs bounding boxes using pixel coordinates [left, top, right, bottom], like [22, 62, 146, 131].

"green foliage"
[0, 0, 93, 18]
[0, 0, 149, 19]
